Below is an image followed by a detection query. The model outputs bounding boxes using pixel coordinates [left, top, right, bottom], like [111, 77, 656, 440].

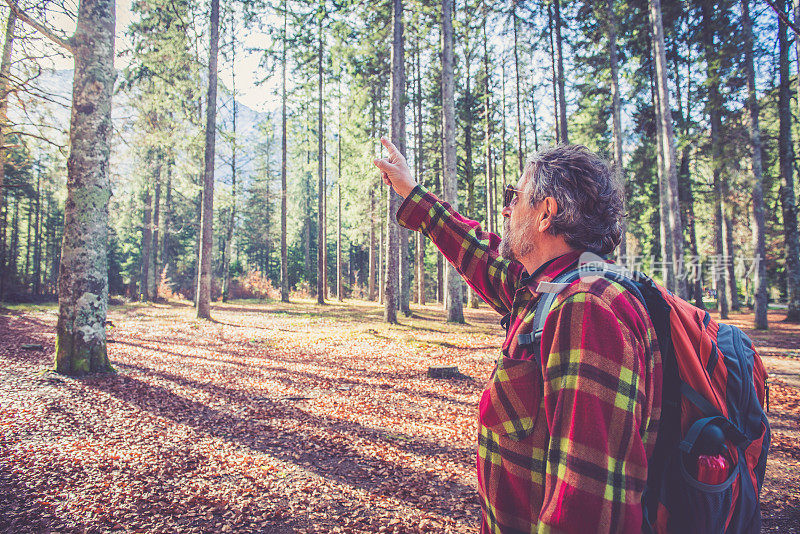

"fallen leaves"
[0, 300, 493, 533]
[0, 303, 798, 532]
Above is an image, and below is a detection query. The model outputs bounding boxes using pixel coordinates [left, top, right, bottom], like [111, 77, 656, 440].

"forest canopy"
[0, 0, 799, 339]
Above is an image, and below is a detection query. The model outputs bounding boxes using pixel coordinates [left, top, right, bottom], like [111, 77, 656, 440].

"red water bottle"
[695, 454, 729, 485]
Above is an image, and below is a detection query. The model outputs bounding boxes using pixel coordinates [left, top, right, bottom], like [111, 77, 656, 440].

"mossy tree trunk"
[0, 10, 15, 303]
[54, 0, 116, 375]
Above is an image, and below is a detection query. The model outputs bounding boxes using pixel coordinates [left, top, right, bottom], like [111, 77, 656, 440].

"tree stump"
[427, 365, 460, 379]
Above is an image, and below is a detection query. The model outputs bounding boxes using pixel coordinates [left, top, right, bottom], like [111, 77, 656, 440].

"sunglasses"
[503, 185, 524, 208]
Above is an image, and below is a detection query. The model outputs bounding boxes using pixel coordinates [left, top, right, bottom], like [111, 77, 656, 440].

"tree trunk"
[649, 0, 686, 299]
[54, 0, 115, 375]
[465, 66, 479, 312]
[304, 177, 311, 287]
[548, 3, 559, 145]
[673, 30, 702, 309]
[400, 229, 411, 314]
[196, 0, 220, 319]
[399, 217, 410, 313]
[140, 173, 152, 301]
[337, 75, 343, 302]
[223, 45, 238, 303]
[700, 0, 729, 318]
[723, 206, 739, 310]
[280, 0, 289, 303]
[0, 9, 15, 302]
[323, 127, 328, 299]
[316, 11, 325, 305]
[554, 0, 568, 144]
[701, 1, 731, 319]
[33, 161, 41, 296]
[465, 59, 474, 212]
[24, 195, 32, 286]
[442, 0, 463, 323]
[151, 160, 160, 301]
[386, 0, 405, 323]
[192, 185, 200, 306]
[398, 47, 411, 314]
[9, 196, 18, 279]
[415, 40, 425, 305]
[650, 58, 673, 290]
[191, 95, 204, 306]
[379, 182, 384, 304]
[501, 58, 507, 192]
[778, 0, 800, 322]
[161, 157, 173, 285]
[369, 186, 376, 300]
[512, 2, 524, 171]
[606, 0, 625, 259]
[794, 0, 800, 141]
[483, 14, 494, 235]
[369, 98, 377, 301]
[337, 180, 342, 301]
[742, 0, 768, 329]
[681, 148, 704, 309]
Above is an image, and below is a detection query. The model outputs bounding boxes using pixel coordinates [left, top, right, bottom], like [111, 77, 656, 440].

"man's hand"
[373, 136, 417, 199]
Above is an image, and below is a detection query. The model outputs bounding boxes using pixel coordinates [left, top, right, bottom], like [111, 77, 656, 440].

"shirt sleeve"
[535, 286, 653, 534]
[396, 184, 523, 316]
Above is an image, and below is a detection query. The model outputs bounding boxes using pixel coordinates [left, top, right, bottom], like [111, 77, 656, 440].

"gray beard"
[499, 218, 535, 263]
[499, 231, 515, 260]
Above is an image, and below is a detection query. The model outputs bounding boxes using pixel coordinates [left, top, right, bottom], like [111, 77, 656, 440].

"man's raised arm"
[374, 137, 522, 316]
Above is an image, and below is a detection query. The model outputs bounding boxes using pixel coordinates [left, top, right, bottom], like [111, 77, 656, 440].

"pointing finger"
[380, 136, 402, 159]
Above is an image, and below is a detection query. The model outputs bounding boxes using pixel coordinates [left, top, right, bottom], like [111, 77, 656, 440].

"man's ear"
[538, 197, 558, 232]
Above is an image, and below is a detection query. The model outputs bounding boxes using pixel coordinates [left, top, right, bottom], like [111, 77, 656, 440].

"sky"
[47, 0, 280, 114]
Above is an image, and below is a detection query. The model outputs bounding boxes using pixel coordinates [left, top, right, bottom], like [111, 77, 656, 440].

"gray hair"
[523, 144, 625, 255]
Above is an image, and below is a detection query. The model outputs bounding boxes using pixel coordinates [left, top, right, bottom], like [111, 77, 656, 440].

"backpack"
[528, 259, 770, 534]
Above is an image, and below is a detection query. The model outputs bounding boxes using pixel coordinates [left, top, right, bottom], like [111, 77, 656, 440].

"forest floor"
[0, 298, 798, 533]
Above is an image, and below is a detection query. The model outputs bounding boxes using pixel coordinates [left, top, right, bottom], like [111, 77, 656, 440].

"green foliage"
[3, 0, 799, 314]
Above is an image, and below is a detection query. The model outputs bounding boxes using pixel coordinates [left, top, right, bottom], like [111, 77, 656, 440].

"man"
[374, 138, 662, 533]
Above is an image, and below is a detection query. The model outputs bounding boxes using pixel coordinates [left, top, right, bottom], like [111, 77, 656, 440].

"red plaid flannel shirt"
[397, 186, 662, 533]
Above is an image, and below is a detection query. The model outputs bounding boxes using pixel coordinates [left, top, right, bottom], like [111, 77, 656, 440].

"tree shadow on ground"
[112, 357, 478, 464]
[81, 370, 478, 521]
[111, 338, 482, 408]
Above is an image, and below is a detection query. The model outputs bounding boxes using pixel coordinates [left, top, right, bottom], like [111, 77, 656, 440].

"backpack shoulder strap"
[527, 265, 648, 363]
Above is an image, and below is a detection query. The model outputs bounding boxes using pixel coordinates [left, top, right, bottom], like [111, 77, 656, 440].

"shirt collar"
[519, 249, 586, 298]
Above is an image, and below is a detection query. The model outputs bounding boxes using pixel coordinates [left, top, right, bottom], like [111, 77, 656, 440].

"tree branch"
[7, 129, 66, 148]
[3, 0, 74, 54]
[763, 0, 800, 38]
